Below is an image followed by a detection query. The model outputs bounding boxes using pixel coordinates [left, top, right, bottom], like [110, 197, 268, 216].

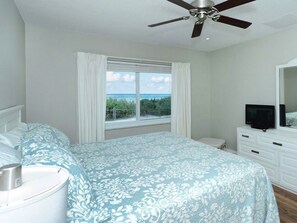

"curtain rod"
[107, 56, 172, 67]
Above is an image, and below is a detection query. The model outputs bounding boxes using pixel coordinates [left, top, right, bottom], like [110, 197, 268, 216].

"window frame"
[105, 59, 172, 130]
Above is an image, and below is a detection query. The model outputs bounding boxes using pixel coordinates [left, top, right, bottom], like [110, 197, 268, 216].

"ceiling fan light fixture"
[198, 13, 208, 21]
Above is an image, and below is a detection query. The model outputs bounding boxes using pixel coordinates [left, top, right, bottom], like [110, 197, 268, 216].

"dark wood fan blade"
[215, 15, 252, 29]
[191, 22, 204, 38]
[167, 0, 195, 10]
[214, 0, 255, 12]
[148, 16, 190, 27]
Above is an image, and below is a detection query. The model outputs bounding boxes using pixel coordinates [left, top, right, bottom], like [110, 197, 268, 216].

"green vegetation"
[140, 97, 171, 117]
[106, 98, 135, 121]
[106, 97, 171, 121]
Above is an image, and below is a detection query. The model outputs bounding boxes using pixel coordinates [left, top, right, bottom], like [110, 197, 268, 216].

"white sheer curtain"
[77, 52, 107, 143]
[171, 62, 191, 138]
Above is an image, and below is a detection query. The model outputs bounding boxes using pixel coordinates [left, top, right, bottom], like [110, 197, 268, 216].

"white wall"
[26, 25, 211, 143]
[210, 28, 297, 151]
[0, 0, 26, 119]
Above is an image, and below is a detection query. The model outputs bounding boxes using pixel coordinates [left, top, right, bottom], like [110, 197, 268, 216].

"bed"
[0, 106, 280, 223]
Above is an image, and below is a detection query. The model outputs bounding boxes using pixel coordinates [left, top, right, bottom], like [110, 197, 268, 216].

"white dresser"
[237, 126, 297, 194]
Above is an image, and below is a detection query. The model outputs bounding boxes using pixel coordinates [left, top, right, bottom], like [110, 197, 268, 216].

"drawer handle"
[251, 150, 259, 154]
[242, 134, 249, 138]
[273, 142, 282, 147]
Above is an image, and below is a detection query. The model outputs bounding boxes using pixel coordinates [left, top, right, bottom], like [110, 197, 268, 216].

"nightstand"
[0, 166, 69, 223]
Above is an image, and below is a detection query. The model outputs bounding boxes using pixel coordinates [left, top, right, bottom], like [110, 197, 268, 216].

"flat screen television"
[245, 104, 275, 130]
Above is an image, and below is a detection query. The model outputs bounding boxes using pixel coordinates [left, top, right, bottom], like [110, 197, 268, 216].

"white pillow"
[0, 134, 13, 147]
[17, 122, 28, 131]
[0, 123, 28, 148]
[0, 143, 21, 167]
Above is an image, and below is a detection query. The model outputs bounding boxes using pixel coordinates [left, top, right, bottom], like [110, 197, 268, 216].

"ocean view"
[107, 94, 171, 101]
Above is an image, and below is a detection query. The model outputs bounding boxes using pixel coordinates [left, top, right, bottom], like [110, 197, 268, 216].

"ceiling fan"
[148, 0, 255, 38]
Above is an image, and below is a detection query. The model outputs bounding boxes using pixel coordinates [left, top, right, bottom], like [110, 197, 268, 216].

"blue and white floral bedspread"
[70, 132, 279, 223]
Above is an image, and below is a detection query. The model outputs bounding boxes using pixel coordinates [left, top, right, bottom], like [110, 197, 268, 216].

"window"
[106, 58, 171, 129]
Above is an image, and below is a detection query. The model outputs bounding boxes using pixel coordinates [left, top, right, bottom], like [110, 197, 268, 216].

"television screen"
[245, 104, 275, 129]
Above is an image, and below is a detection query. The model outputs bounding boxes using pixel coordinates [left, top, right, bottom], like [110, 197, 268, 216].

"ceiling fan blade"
[214, 15, 252, 29]
[214, 0, 255, 12]
[148, 16, 190, 27]
[167, 0, 196, 10]
[191, 22, 204, 38]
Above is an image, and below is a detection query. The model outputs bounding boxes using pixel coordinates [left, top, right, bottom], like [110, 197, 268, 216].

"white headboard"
[0, 105, 24, 134]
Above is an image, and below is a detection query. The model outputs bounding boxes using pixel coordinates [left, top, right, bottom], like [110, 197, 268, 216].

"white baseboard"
[225, 148, 237, 154]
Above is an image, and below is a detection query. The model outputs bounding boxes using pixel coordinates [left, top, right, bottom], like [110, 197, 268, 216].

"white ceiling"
[15, 0, 297, 52]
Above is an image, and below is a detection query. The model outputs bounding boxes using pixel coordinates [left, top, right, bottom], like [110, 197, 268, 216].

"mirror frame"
[276, 58, 297, 131]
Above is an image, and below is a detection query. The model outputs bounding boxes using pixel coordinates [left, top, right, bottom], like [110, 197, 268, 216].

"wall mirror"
[276, 58, 297, 131]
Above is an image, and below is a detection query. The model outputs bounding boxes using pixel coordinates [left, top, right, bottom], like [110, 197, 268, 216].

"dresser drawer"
[257, 135, 297, 150]
[237, 130, 255, 143]
[238, 143, 278, 166]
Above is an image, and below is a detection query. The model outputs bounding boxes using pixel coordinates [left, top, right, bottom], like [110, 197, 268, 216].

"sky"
[106, 71, 171, 94]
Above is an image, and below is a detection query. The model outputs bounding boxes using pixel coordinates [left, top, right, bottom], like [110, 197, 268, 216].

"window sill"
[105, 118, 171, 130]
